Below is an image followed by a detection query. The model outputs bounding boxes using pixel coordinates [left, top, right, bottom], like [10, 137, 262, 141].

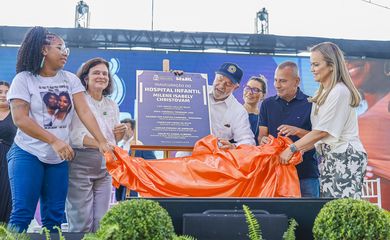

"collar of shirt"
[274, 87, 306, 102]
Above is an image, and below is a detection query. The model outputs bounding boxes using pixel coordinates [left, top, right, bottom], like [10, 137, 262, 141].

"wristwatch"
[289, 144, 298, 153]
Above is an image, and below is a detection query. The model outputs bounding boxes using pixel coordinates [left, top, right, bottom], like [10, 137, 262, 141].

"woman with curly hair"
[6, 26, 111, 232]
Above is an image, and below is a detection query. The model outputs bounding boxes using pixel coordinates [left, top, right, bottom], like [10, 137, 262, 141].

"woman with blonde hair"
[279, 42, 367, 198]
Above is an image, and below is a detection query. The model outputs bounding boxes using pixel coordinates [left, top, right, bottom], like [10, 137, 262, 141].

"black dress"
[0, 112, 17, 223]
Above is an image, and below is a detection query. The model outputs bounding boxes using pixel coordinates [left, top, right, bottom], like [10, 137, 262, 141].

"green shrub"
[94, 199, 175, 240]
[313, 198, 390, 240]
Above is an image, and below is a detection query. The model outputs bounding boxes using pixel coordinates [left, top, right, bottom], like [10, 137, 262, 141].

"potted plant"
[313, 198, 390, 240]
[243, 205, 298, 240]
[83, 199, 196, 240]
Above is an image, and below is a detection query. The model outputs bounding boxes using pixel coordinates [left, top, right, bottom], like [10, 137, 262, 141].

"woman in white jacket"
[67, 57, 127, 232]
[279, 42, 367, 198]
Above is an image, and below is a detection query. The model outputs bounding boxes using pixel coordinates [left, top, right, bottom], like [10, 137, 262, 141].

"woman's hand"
[51, 138, 75, 161]
[279, 147, 293, 165]
[98, 141, 114, 155]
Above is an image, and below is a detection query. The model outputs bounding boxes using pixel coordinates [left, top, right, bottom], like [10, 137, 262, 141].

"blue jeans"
[7, 144, 68, 232]
[300, 178, 320, 198]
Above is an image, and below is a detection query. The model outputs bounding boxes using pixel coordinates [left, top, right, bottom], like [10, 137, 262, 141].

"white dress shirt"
[208, 88, 255, 146]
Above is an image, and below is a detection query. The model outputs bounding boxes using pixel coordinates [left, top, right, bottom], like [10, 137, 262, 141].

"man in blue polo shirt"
[258, 61, 320, 197]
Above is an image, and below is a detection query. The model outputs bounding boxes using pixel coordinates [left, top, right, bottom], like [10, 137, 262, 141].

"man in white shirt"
[175, 63, 254, 158]
[209, 62, 255, 148]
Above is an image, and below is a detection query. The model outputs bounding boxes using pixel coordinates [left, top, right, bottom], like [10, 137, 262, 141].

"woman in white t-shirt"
[279, 42, 367, 198]
[66, 57, 127, 232]
[6, 27, 111, 232]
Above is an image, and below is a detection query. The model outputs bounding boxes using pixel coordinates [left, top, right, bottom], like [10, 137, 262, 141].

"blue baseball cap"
[215, 62, 243, 85]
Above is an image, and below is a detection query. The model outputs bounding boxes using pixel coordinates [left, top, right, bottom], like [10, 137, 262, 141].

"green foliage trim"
[0, 224, 15, 240]
[53, 226, 65, 240]
[41, 227, 51, 240]
[0, 223, 30, 240]
[313, 198, 390, 240]
[95, 199, 175, 240]
[173, 235, 197, 240]
[283, 218, 298, 240]
[82, 233, 100, 240]
[243, 205, 262, 240]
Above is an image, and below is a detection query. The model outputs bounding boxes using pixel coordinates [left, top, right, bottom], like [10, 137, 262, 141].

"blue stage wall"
[0, 47, 317, 118]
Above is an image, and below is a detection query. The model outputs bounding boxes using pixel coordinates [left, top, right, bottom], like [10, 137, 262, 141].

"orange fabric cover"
[105, 135, 302, 197]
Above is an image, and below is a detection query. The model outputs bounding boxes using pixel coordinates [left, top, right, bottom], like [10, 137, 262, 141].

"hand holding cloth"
[105, 135, 302, 197]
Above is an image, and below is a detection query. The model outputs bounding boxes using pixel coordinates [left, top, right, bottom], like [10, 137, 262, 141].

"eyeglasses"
[51, 45, 70, 56]
[243, 86, 263, 94]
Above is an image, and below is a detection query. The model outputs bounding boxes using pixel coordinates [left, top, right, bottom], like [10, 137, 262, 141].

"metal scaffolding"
[1, 26, 389, 58]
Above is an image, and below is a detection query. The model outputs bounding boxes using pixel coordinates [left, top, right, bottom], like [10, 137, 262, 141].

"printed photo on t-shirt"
[41, 90, 72, 129]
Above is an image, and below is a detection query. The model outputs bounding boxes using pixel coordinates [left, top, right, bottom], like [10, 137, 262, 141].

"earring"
[40, 56, 46, 69]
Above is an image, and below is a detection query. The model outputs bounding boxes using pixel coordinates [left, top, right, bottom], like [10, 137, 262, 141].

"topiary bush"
[313, 198, 390, 240]
[94, 199, 176, 240]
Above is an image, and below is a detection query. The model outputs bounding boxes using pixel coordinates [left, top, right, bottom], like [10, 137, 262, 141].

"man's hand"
[259, 136, 270, 145]
[171, 70, 184, 76]
[113, 123, 127, 141]
[277, 125, 300, 137]
[218, 138, 236, 149]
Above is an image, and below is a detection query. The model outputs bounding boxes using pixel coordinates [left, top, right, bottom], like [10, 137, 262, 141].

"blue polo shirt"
[259, 88, 319, 179]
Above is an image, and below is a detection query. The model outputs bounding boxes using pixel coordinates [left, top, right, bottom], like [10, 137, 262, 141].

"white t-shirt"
[69, 93, 119, 148]
[311, 83, 366, 153]
[7, 70, 85, 164]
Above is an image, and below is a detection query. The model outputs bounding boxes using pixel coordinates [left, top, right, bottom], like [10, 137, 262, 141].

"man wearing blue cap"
[209, 62, 255, 148]
[176, 62, 254, 157]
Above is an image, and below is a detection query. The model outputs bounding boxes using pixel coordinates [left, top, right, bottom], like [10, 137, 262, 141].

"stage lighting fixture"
[75, 1, 90, 28]
[255, 8, 269, 34]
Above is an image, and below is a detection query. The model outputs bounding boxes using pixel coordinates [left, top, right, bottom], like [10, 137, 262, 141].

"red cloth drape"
[105, 135, 302, 197]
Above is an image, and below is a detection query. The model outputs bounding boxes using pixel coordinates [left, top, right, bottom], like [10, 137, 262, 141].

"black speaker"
[183, 209, 288, 240]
